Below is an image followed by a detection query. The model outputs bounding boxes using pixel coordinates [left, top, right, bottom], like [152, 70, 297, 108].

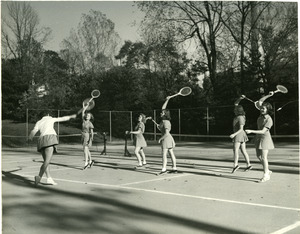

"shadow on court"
[2, 172, 246, 234]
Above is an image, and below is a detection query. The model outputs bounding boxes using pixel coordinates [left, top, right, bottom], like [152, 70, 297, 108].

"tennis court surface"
[2, 141, 300, 234]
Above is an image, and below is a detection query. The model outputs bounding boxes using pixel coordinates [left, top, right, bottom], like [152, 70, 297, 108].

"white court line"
[120, 173, 190, 186]
[1, 159, 39, 163]
[13, 172, 300, 212]
[5, 166, 82, 175]
[270, 221, 300, 234]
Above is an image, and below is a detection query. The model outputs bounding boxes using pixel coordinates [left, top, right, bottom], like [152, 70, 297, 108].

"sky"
[1, 0, 145, 52]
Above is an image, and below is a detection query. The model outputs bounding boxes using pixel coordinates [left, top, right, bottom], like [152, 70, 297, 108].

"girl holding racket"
[229, 96, 252, 173]
[156, 96, 177, 175]
[29, 111, 77, 186]
[129, 113, 148, 168]
[246, 92, 275, 183]
[82, 102, 95, 169]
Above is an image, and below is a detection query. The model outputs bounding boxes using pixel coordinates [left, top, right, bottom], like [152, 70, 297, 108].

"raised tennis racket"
[146, 117, 159, 126]
[242, 95, 255, 103]
[77, 89, 100, 115]
[168, 87, 192, 99]
[273, 85, 288, 94]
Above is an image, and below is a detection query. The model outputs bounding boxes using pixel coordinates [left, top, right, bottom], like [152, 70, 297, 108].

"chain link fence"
[22, 101, 298, 144]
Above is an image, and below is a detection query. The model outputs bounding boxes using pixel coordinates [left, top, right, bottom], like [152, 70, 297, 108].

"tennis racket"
[242, 95, 255, 103]
[273, 85, 288, 94]
[147, 117, 159, 126]
[77, 89, 101, 115]
[168, 87, 192, 99]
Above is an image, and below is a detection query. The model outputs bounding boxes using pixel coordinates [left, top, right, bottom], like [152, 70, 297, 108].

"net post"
[26, 108, 29, 146]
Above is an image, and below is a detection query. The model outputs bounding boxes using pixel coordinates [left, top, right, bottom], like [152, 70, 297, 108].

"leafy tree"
[257, 2, 298, 96]
[60, 10, 121, 74]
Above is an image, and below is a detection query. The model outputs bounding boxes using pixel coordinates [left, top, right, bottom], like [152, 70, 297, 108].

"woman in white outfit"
[29, 112, 77, 186]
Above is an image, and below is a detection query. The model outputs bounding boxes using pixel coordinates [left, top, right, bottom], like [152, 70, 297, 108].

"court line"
[13, 172, 300, 212]
[1, 159, 39, 164]
[270, 221, 300, 234]
[120, 173, 190, 186]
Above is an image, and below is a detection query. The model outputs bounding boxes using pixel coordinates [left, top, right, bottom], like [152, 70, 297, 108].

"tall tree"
[60, 10, 122, 74]
[1, 1, 51, 66]
[136, 1, 223, 95]
[257, 2, 298, 95]
[218, 1, 269, 92]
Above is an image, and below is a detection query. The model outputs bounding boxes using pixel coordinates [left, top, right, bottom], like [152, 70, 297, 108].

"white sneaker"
[268, 170, 272, 175]
[259, 175, 270, 183]
[46, 177, 58, 185]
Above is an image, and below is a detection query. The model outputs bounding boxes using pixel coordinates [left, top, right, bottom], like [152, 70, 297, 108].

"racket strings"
[276, 85, 288, 93]
[92, 89, 101, 98]
[180, 87, 192, 96]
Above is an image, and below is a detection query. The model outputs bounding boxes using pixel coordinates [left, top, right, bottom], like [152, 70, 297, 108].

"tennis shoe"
[83, 163, 89, 170]
[258, 175, 270, 183]
[268, 170, 272, 175]
[134, 165, 143, 170]
[168, 170, 178, 174]
[157, 170, 168, 176]
[46, 177, 58, 185]
[89, 161, 94, 168]
[231, 165, 240, 173]
[34, 176, 41, 186]
[244, 165, 253, 172]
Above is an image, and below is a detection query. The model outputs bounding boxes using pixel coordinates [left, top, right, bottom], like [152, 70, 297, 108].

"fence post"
[130, 111, 133, 141]
[26, 108, 29, 145]
[154, 109, 157, 141]
[57, 110, 60, 143]
[178, 109, 181, 141]
[273, 102, 276, 136]
[206, 107, 210, 135]
[109, 111, 112, 142]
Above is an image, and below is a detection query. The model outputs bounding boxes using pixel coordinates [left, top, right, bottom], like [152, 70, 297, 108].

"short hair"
[161, 109, 171, 120]
[84, 112, 94, 121]
[234, 105, 245, 116]
[261, 102, 274, 115]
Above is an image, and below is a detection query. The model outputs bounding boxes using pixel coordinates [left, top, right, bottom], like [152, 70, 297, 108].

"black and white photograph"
[1, 0, 299, 233]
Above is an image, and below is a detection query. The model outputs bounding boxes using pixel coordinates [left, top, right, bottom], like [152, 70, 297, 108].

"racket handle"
[168, 93, 179, 99]
[151, 119, 159, 126]
[244, 96, 254, 103]
[77, 108, 83, 115]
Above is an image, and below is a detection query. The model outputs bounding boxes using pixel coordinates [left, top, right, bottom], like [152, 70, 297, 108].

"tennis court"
[2, 140, 300, 234]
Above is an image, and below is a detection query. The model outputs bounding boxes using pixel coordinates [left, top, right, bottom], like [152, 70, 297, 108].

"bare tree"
[1, 1, 51, 60]
[217, 1, 269, 92]
[136, 1, 223, 93]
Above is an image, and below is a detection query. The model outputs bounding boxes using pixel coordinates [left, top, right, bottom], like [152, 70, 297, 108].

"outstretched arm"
[234, 95, 245, 106]
[162, 96, 171, 110]
[245, 127, 269, 135]
[82, 102, 89, 119]
[56, 114, 77, 122]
